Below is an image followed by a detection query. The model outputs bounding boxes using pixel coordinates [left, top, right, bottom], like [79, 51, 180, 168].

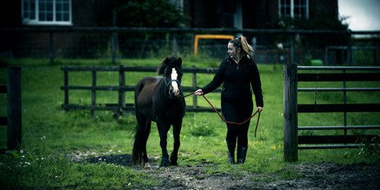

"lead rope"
[178, 92, 195, 98]
[254, 111, 261, 137]
[178, 92, 262, 137]
[201, 95, 261, 137]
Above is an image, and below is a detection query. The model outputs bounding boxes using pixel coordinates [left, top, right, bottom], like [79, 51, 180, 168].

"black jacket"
[202, 55, 264, 107]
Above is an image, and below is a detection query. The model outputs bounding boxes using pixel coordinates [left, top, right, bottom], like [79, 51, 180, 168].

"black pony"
[132, 57, 186, 167]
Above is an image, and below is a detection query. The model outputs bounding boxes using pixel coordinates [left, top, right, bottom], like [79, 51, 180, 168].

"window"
[279, 0, 308, 19]
[22, 0, 72, 25]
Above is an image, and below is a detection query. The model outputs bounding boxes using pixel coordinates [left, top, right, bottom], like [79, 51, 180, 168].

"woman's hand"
[257, 106, 263, 112]
[194, 89, 204, 96]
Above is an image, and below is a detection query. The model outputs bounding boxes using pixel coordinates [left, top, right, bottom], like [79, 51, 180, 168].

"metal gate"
[284, 65, 380, 161]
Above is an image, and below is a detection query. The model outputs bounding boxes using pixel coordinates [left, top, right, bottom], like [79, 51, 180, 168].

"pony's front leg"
[157, 119, 171, 166]
[170, 119, 182, 165]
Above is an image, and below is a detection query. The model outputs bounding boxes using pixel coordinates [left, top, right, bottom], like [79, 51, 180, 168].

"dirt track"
[77, 153, 380, 190]
[147, 162, 380, 190]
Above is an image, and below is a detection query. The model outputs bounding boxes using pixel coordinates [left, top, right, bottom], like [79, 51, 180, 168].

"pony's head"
[157, 57, 183, 98]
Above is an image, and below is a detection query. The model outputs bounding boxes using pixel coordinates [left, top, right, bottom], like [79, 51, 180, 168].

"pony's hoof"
[170, 159, 178, 166]
[160, 160, 171, 167]
[170, 155, 178, 165]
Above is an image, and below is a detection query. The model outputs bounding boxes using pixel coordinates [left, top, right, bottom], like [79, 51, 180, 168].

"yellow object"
[194, 34, 235, 56]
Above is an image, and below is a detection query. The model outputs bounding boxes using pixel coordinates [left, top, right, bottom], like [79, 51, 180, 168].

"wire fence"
[1, 27, 379, 65]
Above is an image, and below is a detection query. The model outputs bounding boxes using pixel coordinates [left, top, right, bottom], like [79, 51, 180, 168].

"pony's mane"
[157, 58, 168, 75]
[157, 57, 181, 75]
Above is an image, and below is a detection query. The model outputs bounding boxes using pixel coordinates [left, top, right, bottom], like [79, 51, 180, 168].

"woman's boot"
[237, 146, 247, 164]
[227, 142, 236, 164]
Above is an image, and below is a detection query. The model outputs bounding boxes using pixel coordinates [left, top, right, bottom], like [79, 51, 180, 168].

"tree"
[96, 0, 186, 27]
[274, 13, 349, 48]
[94, 0, 188, 58]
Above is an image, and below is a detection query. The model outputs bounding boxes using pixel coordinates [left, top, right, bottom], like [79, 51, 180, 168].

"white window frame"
[22, 0, 72, 26]
[278, 0, 309, 19]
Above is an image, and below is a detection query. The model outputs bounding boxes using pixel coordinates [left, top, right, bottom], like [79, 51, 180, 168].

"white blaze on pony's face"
[170, 68, 180, 96]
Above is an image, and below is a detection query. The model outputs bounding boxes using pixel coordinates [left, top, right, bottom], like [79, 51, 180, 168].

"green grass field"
[0, 58, 379, 189]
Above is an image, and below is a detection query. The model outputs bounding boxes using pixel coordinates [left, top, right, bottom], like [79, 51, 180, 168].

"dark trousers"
[221, 99, 253, 147]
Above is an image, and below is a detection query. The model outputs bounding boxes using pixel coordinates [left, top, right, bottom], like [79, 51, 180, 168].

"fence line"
[3, 27, 379, 65]
[283, 65, 380, 161]
[61, 65, 221, 117]
[325, 46, 380, 65]
[0, 67, 22, 153]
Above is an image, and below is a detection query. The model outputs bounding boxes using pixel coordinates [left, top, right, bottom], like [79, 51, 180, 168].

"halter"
[164, 78, 181, 87]
[164, 75, 182, 98]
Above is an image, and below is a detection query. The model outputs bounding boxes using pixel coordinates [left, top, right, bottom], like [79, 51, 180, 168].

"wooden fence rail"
[0, 67, 22, 153]
[61, 65, 221, 116]
[284, 65, 380, 161]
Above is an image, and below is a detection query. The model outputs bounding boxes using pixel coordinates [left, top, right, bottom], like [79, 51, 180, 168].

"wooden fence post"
[192, 66, 197, 108]
[290, 34, 295, 65]
[118, 65, 125, 115]
[91, 70, 97, 117]
[284, 63, 298, 162]
[63, 69, 69, 111]
[111, 32, 117, 65]
[7, 66, 22, 150]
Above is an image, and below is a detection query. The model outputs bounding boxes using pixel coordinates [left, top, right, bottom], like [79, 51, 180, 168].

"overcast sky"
[339, 0, 380, 31]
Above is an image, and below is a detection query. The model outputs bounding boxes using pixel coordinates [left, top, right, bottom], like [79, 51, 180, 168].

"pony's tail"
[132, 80, 146, 166]
[132, 121, 145, 165]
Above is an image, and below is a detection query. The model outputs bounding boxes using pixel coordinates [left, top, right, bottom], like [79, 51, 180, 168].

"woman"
[194, 36, 263, 164]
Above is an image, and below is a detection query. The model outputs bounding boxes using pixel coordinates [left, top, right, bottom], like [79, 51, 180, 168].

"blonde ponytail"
[239, 36, 254, 56]
[229, 36, 254, 56]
